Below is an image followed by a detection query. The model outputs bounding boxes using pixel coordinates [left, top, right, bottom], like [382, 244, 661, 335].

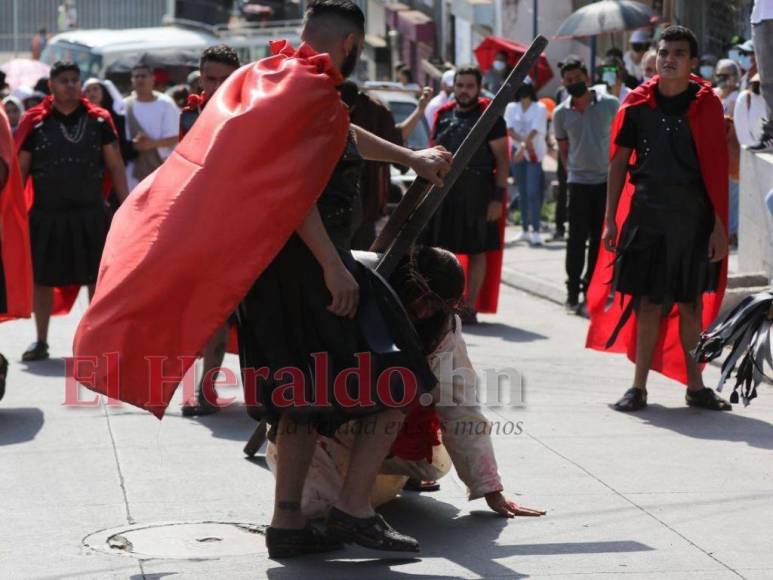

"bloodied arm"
[103, 142, 130, 202]
[351, 125, 451, 186]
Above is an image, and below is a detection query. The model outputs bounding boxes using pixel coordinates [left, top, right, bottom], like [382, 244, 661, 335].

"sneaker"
[564, 299, 579, 314]
[747, 133, 773, 153]
[530, 231, 543, 246]
[515, 229, 530, 242]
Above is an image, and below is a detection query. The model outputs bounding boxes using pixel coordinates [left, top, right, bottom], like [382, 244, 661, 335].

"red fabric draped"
[585, 75, 729, 385]
[14, 96, 117, 315]
[0, 105, 32, 322]
[432, 98, 505, 313]
[72, 41, 350, 418]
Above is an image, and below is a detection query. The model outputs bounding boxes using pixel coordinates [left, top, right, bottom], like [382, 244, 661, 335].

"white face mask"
[739, 55, 752, 70]
[699, 65, 714, 80]
[493, 60, 506, 72]
[602, 70, 618, 86]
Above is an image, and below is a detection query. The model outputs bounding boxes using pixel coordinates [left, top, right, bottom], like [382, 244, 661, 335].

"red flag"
[72, 41, 350, 418]
[586, 76, 729, 385]
[0, 105, 32, 321]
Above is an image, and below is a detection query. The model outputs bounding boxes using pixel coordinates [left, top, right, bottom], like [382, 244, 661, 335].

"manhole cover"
[83, 521, 267, 560]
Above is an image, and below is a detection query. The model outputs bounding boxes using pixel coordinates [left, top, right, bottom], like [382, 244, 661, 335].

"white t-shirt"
[593, 83, 632, 104]
[125, 92, 180, 189]
[504, 100, 548, 162]
[752, 0, 773, 24]
[734, 90, 767, 146]
[715, 88, 740, 116]
[424, 91, 450, 127]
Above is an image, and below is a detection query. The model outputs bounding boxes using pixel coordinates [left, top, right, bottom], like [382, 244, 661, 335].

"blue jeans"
[729, 178, 739, 236]
[512, 159, 544, 232]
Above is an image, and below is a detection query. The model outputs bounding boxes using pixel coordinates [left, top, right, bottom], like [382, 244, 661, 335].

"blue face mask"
[739, 55, 752, 70]
[699, 66, 714, 80]
[728, 49, 740, 62]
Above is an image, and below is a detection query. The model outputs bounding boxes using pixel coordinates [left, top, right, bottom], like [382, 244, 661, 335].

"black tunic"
[423, 104, 506, 254]
[22, 104, 115, 286]
[237, 134, 436, 436]
[613, 82, 719, 305]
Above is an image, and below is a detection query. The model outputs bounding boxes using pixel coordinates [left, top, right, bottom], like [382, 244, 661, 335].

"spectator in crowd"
[57, 0, 77, 31]
[167, 85, 191, 109]
[31, 28, 49, 60]
[124, 63, 180, 190]
[1, 96, 24, 134]
[735, 73, 766, 147]
[23, 91, 47, 111]
[505, 82, 548, 246]
[397, 66, 414, 86]
[484, 50, 511, 94]
[640, 49, 657, 83]
[624, 29, 652, 84]
[83, 78, 136, 201]
[734, 39, 757, 90]
[597, 56, 632, 102]
[16, 61, 129, 362]
[424, 68, 455, 126]
[553, 58, 619, 314]
[606, 47, 638, 89]
[749, 0, 773, 152]
[0, 71, 8, 97]
[33, 77, 50, 96]
[699, 54, 718, 82]
[714, 59, 741, 115]
[187, 70, 202, 95]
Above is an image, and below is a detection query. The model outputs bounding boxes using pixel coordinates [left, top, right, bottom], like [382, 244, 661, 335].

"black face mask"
[340, 46, 359, 79]
[566, 81, 588, 98]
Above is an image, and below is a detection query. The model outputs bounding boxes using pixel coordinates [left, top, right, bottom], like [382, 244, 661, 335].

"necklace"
[58, 114, 88, 144]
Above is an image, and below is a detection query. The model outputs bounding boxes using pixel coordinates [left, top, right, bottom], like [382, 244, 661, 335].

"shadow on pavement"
[635, 404, 773, 450]
[20, 357, 67, 377]
[0, 407, 44, 446]
[174, 402, 257, 444]
[463, 322, 546, 343]
[264, 493, 651, 579]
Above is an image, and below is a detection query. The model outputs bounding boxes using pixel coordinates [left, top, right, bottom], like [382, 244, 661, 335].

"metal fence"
[0, 0, 168, 54]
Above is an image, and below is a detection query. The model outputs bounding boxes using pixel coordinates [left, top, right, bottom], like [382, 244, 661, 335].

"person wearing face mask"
[552, 59, 619, 314]
[595, 56, 632, 102]
[624, 29, 652, 83]
[714, 59, 742, 243]
[714, 59, 741, 115]
[483, 50, 511, 94]
[733, 39, 757, 90]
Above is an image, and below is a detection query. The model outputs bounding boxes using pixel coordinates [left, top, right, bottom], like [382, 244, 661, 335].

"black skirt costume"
[612, 82, 720, 307]
[237, 134, 436, 436]
[22, 104, 115, 287]
[423, 105, 506, 254]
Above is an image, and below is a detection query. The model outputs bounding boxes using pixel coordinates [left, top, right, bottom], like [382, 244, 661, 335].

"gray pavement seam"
[519, 429, 746, 580]
[102, 403, 135, 526]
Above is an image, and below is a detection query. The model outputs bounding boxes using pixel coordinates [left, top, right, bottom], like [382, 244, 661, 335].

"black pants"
[554, 156, 568, 235]
[565, 182, 606, 300]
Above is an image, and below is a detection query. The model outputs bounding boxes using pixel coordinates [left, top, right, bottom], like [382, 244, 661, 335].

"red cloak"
[14, 96, 117, 315]
[585, 75, 729, 385]
[0, 105, 32, 322]
[72, 41, 350, 418]
[432, 98, 505, 314]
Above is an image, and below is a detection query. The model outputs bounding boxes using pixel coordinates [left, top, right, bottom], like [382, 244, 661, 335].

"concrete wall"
[738, 150, 773, 281]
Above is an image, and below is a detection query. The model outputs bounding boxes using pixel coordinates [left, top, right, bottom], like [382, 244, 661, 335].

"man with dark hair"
[423, 66, 509, 322]
[587, 25, 732, 412]
[179, 45, 241, 417]
[124, 63, 179, 189]
[15, 61, 128, 361]
[553, 58, 619, 314]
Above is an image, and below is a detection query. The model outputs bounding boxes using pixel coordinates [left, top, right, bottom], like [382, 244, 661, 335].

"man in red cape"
[586, 26, 732, 412]
[15, 62, 128, 362]
[73, 0, 452, 558]
[427, 66, 510, 320]
[0, 103, 33, 399]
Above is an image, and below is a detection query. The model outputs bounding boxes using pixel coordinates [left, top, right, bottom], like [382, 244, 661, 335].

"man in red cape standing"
[586, 26, 732, 412]
[0, 103, 33, 400]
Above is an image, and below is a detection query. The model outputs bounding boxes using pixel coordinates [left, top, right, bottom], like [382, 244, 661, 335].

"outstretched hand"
[485, 491, 546, 518]
[409, 146, 452, 186]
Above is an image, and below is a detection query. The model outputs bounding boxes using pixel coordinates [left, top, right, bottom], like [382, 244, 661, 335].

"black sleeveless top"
[22, 104, 116, 211]
[615, 82, 703, 187]
[434, 105, 505, 173]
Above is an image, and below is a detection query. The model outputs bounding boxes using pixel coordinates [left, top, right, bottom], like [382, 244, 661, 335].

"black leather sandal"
[22, 341, 49, 362]
[614, 387, 647, 412]
[686, 388, 732, 411]
[403, 478, 440, 492]
[265, 525, 344, 559]
[326, 507, 420, 553]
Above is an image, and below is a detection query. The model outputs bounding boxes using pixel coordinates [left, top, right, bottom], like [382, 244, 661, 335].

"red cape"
[432, 98, 505, 314]
[585, 76, 729, 385]
[14, 96, 117, 315]
[72, 41, 349, 418]
[0, 105, 32, 322]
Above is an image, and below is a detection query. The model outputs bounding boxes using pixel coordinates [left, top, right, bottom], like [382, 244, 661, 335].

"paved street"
[1, 268, 772, 579]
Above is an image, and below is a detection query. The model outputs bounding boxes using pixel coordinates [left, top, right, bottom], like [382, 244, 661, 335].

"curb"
[500, 266, 565, 305]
